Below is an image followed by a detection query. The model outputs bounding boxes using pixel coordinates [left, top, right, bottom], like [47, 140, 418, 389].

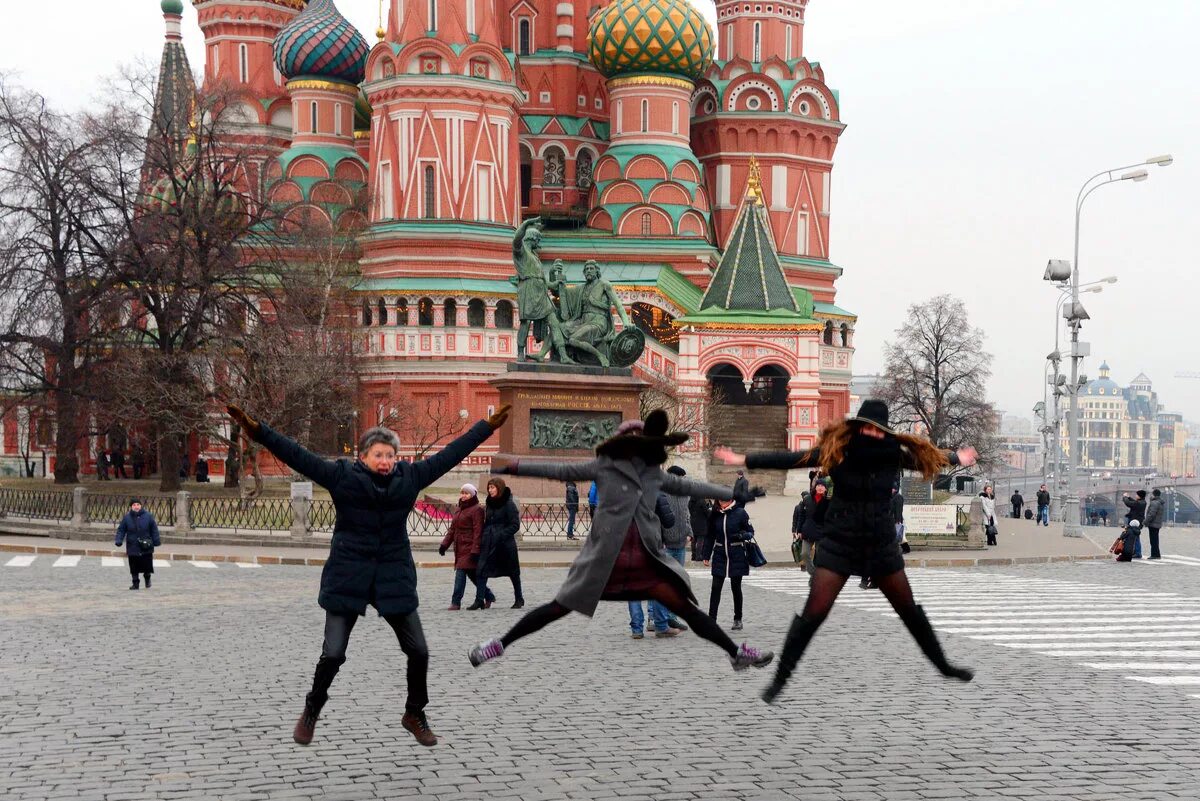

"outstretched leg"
[647, 582, 773, 670]
[295, 612, 356, 744]
[875, 569, 973, 682]
[469, 601, 570, 666]
[763, 567, 848, 704]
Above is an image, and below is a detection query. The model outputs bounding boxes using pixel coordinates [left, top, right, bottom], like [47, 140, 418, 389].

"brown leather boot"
[401, 711, 438, 747]
[293, 702, 319, 745]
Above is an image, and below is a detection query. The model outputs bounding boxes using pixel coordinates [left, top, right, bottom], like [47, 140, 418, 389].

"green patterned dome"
[588, 0, 714, 81]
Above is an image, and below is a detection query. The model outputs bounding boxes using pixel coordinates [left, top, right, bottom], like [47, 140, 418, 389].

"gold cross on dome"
[745, 155, 762, 204]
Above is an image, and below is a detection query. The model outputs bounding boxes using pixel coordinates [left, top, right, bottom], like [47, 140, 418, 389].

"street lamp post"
[1058, 155, 1172, 537]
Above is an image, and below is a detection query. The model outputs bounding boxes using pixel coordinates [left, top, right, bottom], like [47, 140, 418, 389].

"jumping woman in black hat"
[468, 410, 775, 672]
[715, 399, 979, 703]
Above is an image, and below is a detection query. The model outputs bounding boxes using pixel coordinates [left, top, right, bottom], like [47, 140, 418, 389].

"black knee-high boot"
[762, 614, 825, 704]
[896, 604, 973, 681]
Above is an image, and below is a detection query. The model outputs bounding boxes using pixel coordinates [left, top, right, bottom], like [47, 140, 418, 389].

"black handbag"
[136, 538, 154, 552]
[746, 538, 767, 568]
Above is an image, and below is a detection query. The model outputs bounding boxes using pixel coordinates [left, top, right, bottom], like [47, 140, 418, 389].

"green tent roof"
[700, 197, 800, 314]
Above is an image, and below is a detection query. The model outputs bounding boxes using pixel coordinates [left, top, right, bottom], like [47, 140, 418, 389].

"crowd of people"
[107, 397, 979, 748]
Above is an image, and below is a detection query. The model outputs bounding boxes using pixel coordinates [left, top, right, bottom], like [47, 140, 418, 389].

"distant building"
[849, 374, 884, 413]
[1158, 411, 1196, 478]
[1063, 362, 1159, 471]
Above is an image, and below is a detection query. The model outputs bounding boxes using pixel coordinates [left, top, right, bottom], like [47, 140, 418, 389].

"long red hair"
[801, 420, 949, 481]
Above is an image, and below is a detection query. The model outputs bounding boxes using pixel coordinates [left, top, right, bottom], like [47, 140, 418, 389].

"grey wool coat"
[501, 456, 735, 616]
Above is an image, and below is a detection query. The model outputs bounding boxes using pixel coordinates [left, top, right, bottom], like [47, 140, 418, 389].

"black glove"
[735, 486, 766, 505]
[438, 546, 447, 556]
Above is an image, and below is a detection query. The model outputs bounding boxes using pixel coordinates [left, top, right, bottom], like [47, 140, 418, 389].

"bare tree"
[877, 294, 1000, 470]
[0, 76, 131, 483]
[639, 372, 733, 448]
[378, 394, 468, 460]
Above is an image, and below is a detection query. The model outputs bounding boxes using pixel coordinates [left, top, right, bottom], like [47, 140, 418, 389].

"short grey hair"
[358, 426, 400, 455]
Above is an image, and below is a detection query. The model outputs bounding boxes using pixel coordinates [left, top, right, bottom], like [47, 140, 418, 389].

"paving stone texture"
[2, 528, 1200, 800]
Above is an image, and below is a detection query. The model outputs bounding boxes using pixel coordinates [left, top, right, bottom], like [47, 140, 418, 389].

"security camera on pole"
[1044, 154, 1173, 537]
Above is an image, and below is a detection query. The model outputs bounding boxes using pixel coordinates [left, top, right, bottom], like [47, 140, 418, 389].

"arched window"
[671, 101, 678, 135]
[640, 212, 651, 236]
[785, 25, 793, 60]
[376, 298, 388, 326]
[518, 18, 532, 55]
[395, 297, 409, 325]
[418, 297, 434, 326]
[822, 320, 834, 345]
[238, 43, 249, 83]
[467, 298, 486, 327]
[310, 101, 318, 133]
[840, 323, 850, 347]
[640, 99, 649, 132]
[361, 299, 372, 326]
[443, 298, 457, 327]
[519, 146, 533, 207]
[423, 165, 436, 218]
[495, 300, 514, 328]
[753, 21, 761, 62]
[428, 0, 438, 31]
[543, 147, 565, 186]
[465, 0, 475, 35]
[615, 99, 623, 134]
[576, 149, 594, 190]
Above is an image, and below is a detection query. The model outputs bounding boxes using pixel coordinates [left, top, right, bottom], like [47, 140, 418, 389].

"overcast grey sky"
[3, 1, 1196, 421]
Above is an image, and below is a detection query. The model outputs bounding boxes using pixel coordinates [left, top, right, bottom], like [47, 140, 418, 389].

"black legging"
[708, 575, 743, 621]
[307, 610, 429, 714]
[501, 583, 740, 658]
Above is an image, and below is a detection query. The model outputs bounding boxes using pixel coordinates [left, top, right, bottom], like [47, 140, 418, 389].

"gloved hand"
[226, 404, 262, 441]
[438, 546, 447, 556]
[486, 404, 512, 430]
[734, 485, 766, 505]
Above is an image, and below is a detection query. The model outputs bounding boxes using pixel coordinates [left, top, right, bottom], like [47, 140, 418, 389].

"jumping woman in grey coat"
[468, 410, 774, 671]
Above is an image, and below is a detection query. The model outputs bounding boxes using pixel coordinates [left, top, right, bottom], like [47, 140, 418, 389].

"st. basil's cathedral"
[160, 0, 855, 482]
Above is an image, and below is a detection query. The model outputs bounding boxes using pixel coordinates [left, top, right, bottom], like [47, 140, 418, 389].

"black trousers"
[1148, 527, 1161, 559]
[309, 610, 429, 714]
[709, 575, 743, 621]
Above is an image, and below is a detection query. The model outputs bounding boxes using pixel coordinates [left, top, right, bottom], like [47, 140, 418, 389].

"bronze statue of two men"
[512, 217, 642, 369]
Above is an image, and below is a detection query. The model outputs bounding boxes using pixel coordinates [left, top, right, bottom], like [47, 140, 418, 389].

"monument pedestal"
[489, 365, 647, 500]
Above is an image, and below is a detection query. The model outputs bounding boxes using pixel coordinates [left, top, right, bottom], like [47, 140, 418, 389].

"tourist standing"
[588, 481, 598, 521]
[115, 499, 161, 591]
[1145, 489, 1165, 560]
[1010, 490, 1024, 520]
[97, 450, 110, 481]
[131, 445, 146, 480]
[111, 448, 127, 479]
[703, 497, 755, 630]
[715, 399, 977, 703]
[439, 484, 492, 610]
[194, 457, 210, 483]
[791, 493, 807, 566]
[628, 490, 679, 639]
[1036, 484, 1051, 526]
[803, 483, 828, 583]
[564, 481, 580, 540]
[467, 411, 773, 673]
[732, 469, 749, 505]
[688, 495, 711, 562]
[225, 402, 508, 748]
[1119, 490, 1147, 560]
[476, 478, 524, 609]
[980, 486, 998, 546]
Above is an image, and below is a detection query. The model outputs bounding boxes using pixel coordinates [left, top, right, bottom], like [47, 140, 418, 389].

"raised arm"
[746, 449, 821, 471]
[660, 472, 736, 502]
[410, 420, 495, 489]
[497, 458, 599, 483]
[227, 404, 343, 489]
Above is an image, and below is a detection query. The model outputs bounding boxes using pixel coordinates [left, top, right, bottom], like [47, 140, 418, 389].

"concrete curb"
[0, 541, 1113, 569]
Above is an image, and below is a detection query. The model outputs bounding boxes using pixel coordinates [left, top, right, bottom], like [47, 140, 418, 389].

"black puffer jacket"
[256, 420, 494, 616]
[478, 488, 521, 579]
[747, 435, 957, 546]
[702, 504, 753, 578]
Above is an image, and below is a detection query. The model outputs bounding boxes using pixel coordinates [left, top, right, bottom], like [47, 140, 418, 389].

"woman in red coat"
[439, 484, 494, 610]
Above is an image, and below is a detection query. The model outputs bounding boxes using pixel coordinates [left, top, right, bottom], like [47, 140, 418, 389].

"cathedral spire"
[151, 0, 196, 148]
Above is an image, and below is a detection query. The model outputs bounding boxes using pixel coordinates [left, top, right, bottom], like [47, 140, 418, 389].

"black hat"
[736, 469, 744, 476]
[129, 497, 142, 506]
[1137, 489, 1147, 498]
[596, 409, 688, 465]
[1152, 489, 1161, 497]
[848, 399, 894, 434]
[667, 465, 686, 476]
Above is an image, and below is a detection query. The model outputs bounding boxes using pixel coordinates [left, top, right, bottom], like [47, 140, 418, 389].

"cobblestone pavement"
[3, 529, 1200, 800]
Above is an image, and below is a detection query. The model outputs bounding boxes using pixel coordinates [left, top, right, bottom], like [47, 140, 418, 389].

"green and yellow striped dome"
[588, 0, 714, 82]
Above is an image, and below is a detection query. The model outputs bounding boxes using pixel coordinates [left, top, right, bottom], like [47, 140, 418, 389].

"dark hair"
[487, 477, 507, 493]
[1152, 489, 1161, 497]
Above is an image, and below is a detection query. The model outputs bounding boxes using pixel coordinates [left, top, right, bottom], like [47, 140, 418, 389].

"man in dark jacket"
[1036, 484, 1051, 526]
[1011, 490, 1024, 520]
[688, 495, 711, 562]
[131, 445, 146, 480]
[1145, 489, 1166, 559]
[564, 481, 580, 540]
[732, 470, 750, 505]
[792, 493, 807, 566]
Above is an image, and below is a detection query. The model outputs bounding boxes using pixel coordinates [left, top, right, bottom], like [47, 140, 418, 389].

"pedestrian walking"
[1118, 490, 1147, 560]
[111, 449, 127, 479]
[1010, 490, 1024, 520]
[703, 497, 755, 630]
[97, 450, 110, 481]
[980, 486, 998, 546]
[658, 466, 693, 632]
[475, 478, 524, 609]
[115, 498, 161, 590]
[803, 483, 828, 582]
[628, 490, 680, 638]
[1145, 489, 1165, 560]
[131, 445, 146, 480]
[439, 484, 492, 610]
[732, 469, 749, 506]
[225, 402, 508, 748]
[1036, 484, 1051, 526]
[715, 399, 978, 703]
[467, 410, 774, 673]
[688, 494, 711, 562]
[588, 481, 598, 521]
[565, 481, 580, 540]
[791, 493, 806, 566]
[891, 486, 907, 551]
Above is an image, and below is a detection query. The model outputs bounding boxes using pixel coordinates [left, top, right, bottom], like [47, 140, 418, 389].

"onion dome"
[161, 0, 183, 14]
[588, 0, 714, 81]
[273, 0, 368, 85]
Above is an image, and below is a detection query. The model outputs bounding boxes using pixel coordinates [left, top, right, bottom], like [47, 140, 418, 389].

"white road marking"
[1081, 663, 1200, 671]
[101, 557, 125, 567]
[1127, 675, 1200, 686]
[52, 555, 81, 567]
[4, 555, 35, 567]
[153, 559, 171, 568]
[189, 560, 218, 569]
[235, 562, 261, 569]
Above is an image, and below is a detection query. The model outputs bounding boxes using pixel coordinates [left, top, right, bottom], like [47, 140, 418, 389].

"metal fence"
[190, 496, 293, 532]
[309, 499, 336, 534]
[85, 493, 177, 527]
[0, 488, 73, 521]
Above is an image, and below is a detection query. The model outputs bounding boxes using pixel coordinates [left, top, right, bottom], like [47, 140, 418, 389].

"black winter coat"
[801, 494, 828, 541]
[748, 435, 958, 548]
[702, 504, 753, 578]
[1123, 496, 1147, 524]
[115, 510, 161, 556]
[1036, 490, 1051, 508]
[688, 496, 711, 559]
[257, 419, 493, 616]
[478, 489, 521, 579]
[791, 500, 805, 534]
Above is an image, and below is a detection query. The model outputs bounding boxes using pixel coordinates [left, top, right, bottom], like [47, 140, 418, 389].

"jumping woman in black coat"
[716, 400, 979, 703]
[226, 403, 509, 747]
